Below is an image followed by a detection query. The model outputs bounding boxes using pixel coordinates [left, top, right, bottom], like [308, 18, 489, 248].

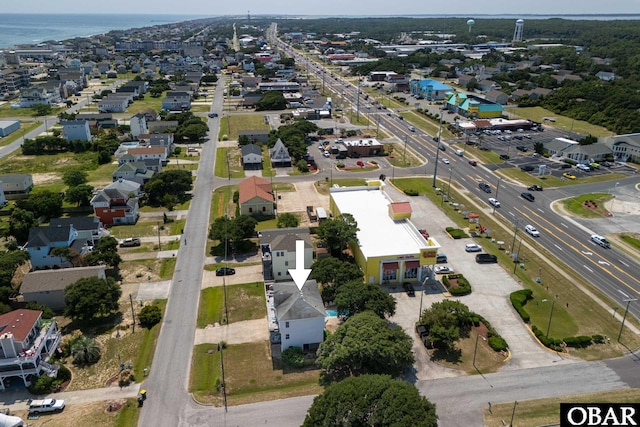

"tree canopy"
[309, 257, 363, 302]
[64, 276, 122, 322]
[208, 215, 258, 253]
[7, 208, 38, 243]
[419, 300, 474, 350]
[256, 90, 286, 110]
[315, 311, 414, 385]
[144, 169, 193, 206]
[335, 281, 396, 319]
[303, 374, 437, 427]
[276, 212, 300, 228]
[62, 170, 88, 187]
[16, 190, 63, 220]
[83, 236, 122, 269]
[317, 213, 359, 258]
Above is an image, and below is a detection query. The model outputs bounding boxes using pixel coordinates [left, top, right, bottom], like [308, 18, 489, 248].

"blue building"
[410, 79, 453, 101]
[445, 92, 503, 119]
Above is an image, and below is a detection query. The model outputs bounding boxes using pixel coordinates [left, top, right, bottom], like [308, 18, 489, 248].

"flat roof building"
[330, 184, 441, 285]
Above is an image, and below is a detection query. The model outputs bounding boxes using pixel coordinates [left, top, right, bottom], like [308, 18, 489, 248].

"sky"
[3, 0, 640, 16]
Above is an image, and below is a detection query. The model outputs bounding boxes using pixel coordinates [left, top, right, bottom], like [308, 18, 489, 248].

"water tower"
[513, 19, 524, 42]
[467, 19, 475, 33]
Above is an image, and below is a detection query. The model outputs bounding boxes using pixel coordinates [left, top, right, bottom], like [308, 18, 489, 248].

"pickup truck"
[28, 398, 65, 414]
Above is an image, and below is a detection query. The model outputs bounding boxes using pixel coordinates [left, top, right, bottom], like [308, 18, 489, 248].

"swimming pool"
[325, 309, 338, 317]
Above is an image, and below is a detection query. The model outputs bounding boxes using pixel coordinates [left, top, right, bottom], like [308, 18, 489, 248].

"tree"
[144, 169, 193, 206]
[25, 302, 55, 319]
[303, 375, 437, 427]
[419, 300, 474, 350]
[32, 103, 53, 116]
[71, 335, 101, 366]
[533, 141, 545, 155]
[256, 90, 287, 110]
[315, 311, 414, 385]
[176, 122, 208, 142]
[84, 236, 122, 269]
[138, 305, 162, 328]
[277, 212, 299, 228]
[317, 214, 359, 258]
[296, 159, 309, 172]
[66, 184, 94, 206]
[7, 208, 38, 243]
[16, 190, 63, 220]
[309, 257, 363, 302]
[64, 276, 122, 322]
[62, 170, 88, 187]
[208, 215, 257, 253]
[335, 281, 396, 319]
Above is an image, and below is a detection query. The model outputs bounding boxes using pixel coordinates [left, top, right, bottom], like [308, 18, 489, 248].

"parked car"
[499, 154, 510, 160]
[516, 146, 527, 152]
[525, 225, 540, 237]
[119, 238, 141, 247]
[28, 398, 65, 414]
[478, 182, 492, 193]
[215, 267, 236, 276]
[434, 266, 454, 274]
[475, 253, 498, 264]
[465, 243, 482, 252]
[323, 151, 331, 158]
[591, 234, 611, 248]
[527, 185, 543, 191]
[488, 197, 501, 207]
[563, 172, 577, 180]
[520, 165, 535, 172]
[207, 112, 218, 118]
[560, 163, 573, 169]
[436, 253, 448, 263]
[576, 164, 591, 172]
[521, 192, 535, 202]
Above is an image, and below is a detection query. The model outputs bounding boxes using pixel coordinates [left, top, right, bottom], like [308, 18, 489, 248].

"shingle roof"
[26, 225, 73, 248]
[21, 266, 105, 293]
[273, 280, 324, 321]
[0, 309, 41, 342]
[241, 143, 262, 156]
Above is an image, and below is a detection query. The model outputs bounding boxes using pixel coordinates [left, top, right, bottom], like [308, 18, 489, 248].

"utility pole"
[432, 107, 444, 188]
[493, 178, 501, 214]
[545, 294, 558, 339]
[157, 221, 161, 250]
[129, 293, 135, 334]
[219, 342, 228, 412]
[617, 297, 637, 342]
[356, 76, 361, 123]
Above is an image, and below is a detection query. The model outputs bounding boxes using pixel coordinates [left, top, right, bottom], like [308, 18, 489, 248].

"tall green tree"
[16, 190, 63, 220]
[83, 236, 122, 269]
[7, 208, 38, 243]
[309, 257, 363, 302]
[144, 169, 193, 206]
[419, 300, 474, 350]
[317, 214, 359, 258]
[315, 311, 414, 385]
[335, 281, 396, 319]
[303, 375, 437, 427]
[71, 335, 102, 366]
[64, 277, 122, 322]
[66, 184, 94, 207]
[277, 212, 300, 228]
[62, 170, 88, 187]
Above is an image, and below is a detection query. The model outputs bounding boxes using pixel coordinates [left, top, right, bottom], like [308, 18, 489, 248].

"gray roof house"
[162, 91, 191, 111]
[241, 143, 263, 169]
[271, 280, 325, 352]
[112, 161, 155, 185]
[25, 225, 81, 270]
[21, 265, 106, 310]
[0, 173, 33, 197]
[270, 138, 292, 167]
[49, 216, 108, 246]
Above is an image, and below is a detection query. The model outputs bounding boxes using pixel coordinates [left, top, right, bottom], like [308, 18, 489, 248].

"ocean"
[0, 13, 208, 49]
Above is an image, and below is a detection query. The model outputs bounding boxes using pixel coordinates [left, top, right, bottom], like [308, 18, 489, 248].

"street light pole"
[356, 76, 361, 123]
[493, 178, 501, 214]
[545, 294, 559, 339]
[218, 342, 228, 412]
[403, 134, 407, 166]
[472, 333, 486, 369]
[617, 297, 637, 342]
[432, 107, 444, 188]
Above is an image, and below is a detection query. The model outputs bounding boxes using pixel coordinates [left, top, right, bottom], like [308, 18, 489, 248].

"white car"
[323, 151, 331, 158]
[434, 266, 454, 274]
[442, 158, 450, 164]
[525, 225, 540, 237]
[465, 243, 482, 252]
[488, 197, 501, 207]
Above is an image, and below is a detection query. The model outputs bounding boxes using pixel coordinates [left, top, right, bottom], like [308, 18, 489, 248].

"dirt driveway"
[276, 180, 330, 226]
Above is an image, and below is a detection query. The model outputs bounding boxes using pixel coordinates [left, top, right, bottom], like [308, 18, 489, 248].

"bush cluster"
[442, 274, 471, 296]
[403, 189, 419, 196]
[445, 227, 469, 239]
[510, 289, 533, 323]
[474, 314, 509, 352]
[281, 346, 305, 368]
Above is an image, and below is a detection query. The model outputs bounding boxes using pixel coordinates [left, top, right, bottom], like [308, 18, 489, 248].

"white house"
[161, 91, 191, 111]
[272, 280, 325, 352]
[259, 228, 313, 281]
[98, 96, 129, 113]
[130, 113, 148, 138]
[0, 309, 62, 391]
[241, 144, 262, 169]
[18, 86, 52, 107]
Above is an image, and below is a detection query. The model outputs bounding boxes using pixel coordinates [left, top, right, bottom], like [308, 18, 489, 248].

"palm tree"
[71, 336, 101, 366]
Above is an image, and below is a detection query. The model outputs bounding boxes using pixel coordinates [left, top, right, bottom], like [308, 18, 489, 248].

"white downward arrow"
[289, 240, 311, 291]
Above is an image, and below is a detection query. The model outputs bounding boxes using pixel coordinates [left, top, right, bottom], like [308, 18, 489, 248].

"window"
[285, 321, 289, 328]
[285, 334, 290, 340]
[404, 267, 418, 279]
[262, 206, 266, 212]
[284, 261, 289, 266]
[248, 207, 253, 213]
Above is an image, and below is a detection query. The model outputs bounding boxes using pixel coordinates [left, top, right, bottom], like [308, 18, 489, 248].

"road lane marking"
[583, 265, 593, 273]
[598, 260, 610, 266]
[560, 223, 568, 228]
[554, 244, 563, 251]
[620, 260, 629, 267]
[581, 251, 593, 256]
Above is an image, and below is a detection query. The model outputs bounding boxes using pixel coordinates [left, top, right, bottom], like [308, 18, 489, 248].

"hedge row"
[510, 289, 533, 323]
[443, 274, 472, 296]
[403, 189, 419, 196]
[445, 227, 469, 239]
[474, 314, 509, 352]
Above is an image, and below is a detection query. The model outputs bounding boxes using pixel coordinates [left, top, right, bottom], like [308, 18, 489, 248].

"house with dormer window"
[270, 138, 292, 167]
[0, 309, 62, 391]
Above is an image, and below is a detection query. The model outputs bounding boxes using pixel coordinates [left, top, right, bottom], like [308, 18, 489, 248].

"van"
[455, 149, 464, 157]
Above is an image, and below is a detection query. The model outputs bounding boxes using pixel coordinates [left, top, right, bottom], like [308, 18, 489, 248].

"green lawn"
[0, 151, 101, 176]
[197, 282, 266, 327]
[217, 113, 270, 141]
[214, 147, 245, 179]
[120, 92, 167, 115]
[210, 185, 237, 221]
[0, 104, 64, 118]
[562, 193, 613, 218]
[497, 168, 627, 189]
[510, 106, 614, 137]
[620, 234, 640, 251]
[386, 143, 422, 167]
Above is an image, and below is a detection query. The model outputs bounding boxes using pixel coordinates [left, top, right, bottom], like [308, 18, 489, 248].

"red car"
[357, 160, 365, 167]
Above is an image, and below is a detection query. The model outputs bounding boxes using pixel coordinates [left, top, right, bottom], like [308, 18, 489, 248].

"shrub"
[233, 191, 239, 204]
[443, 274, 471, 296]
[445, 228, 469, 239]
[138, 305, 162, 328]
[532, 325, 563, 351]
[57, 364, 72, 383]
[28, 375, 56, 395]
[488, 336, 508, 351]
[592, 334, 606, 344]
[510, 290, 533, 323]
[404, 189, 419, 196]
[563, 335, 592, 348]
[25, 302, 55, 319]
[281, 346, 305, 368]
